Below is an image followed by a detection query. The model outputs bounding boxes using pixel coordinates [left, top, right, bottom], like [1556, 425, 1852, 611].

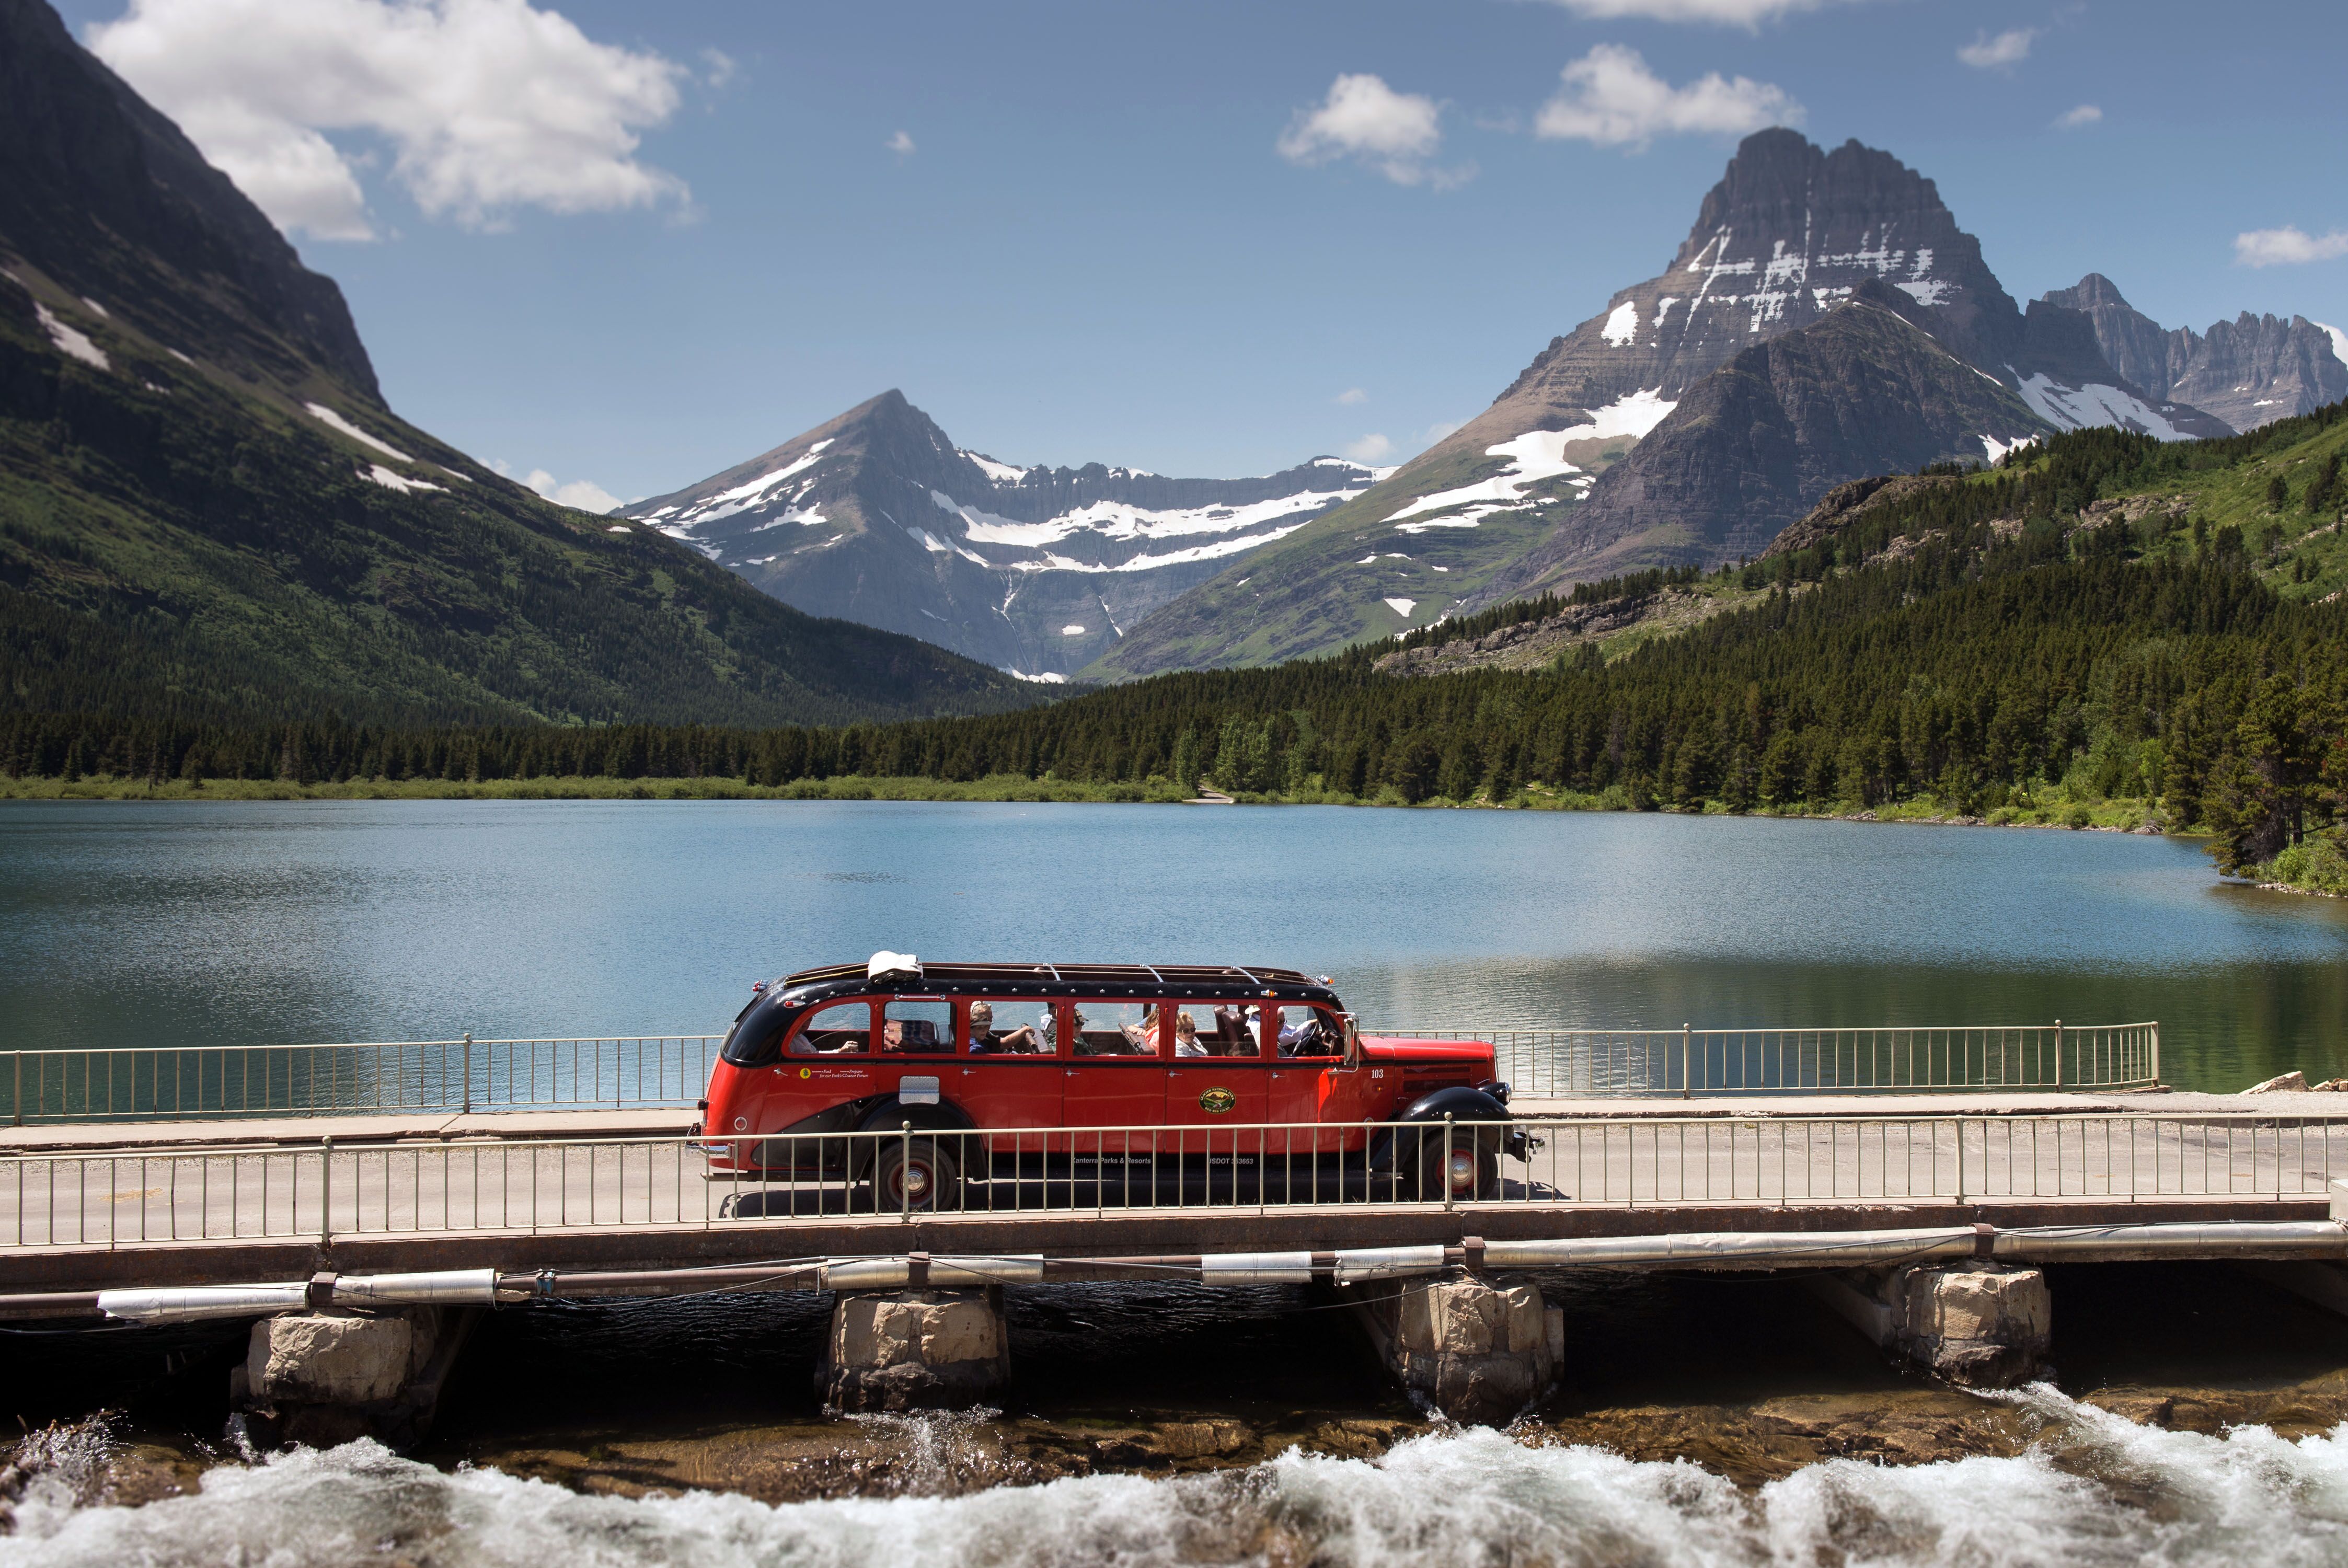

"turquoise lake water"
[2, 799, 2343, 1091]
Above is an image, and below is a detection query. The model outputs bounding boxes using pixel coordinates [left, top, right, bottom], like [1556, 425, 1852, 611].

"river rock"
[2244, 1070, 2310, 1095]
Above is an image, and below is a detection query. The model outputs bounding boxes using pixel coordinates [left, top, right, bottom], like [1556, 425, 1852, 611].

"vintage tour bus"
[698, 953, 1522, 1209]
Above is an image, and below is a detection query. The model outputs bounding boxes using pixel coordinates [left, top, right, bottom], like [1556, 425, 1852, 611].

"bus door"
[1267, 1006, 1355, 1156]
[1164, 1002, 1272, 1173]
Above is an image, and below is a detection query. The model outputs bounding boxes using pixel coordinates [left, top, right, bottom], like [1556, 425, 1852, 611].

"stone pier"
[232, 1305, 477, 1449]
[1351, 1275, 1561, 1425]
[1806, 1262, 2050, 1387]
[818, 1288, 1011, 1412]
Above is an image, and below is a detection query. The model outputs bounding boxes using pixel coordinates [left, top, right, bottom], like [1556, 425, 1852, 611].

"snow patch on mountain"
[36, 304, 107, 370]
[961, 451, 1029, 484]
[359, 464, 440, 494]
[1004, 524, 1319, 575]
[1601, 302, 1639, 347]
[306, 402, 411, 462]
[1980, 434, 2038, 464]
[2011, 372, 2191, 441]
[930, 485, 1363, 550]
[1383, 391, 1674, 533]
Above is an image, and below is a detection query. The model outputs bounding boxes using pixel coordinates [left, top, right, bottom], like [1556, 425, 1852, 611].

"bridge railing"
[0, 1021, 2161, 1124]
[0, 1035, 723, 1124]
[1363, 1021, 2161, 1096]
[4, 1109, 2332, 1251]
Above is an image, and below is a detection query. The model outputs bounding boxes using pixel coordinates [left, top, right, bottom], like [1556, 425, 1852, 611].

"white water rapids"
[8, 1387, 2348, 1566]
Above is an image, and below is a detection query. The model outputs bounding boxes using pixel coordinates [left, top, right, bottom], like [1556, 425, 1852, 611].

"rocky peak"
[2038, 274, 2347, 432]
[625, 391, 1380, 676]
[1434, 130, 2033, 474]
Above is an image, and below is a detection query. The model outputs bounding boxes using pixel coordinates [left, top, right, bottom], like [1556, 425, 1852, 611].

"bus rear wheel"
[873, 1138, 962, 1213]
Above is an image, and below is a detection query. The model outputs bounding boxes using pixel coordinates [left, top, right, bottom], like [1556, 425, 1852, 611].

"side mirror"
[1340, 1013, 1363, 1070]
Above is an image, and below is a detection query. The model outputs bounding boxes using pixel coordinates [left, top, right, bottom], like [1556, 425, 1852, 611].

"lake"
[3, 799, 2344, 1092]
[11, 798, 2348, 1565]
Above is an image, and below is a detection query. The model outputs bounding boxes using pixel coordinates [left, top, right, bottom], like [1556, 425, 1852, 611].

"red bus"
[699, 955, 1521, 1210]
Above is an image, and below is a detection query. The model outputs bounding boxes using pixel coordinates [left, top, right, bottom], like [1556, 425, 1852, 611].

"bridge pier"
[1352, 1274, 1561, 1425]
[818, 1287, 1011, 1412]
[1806, 1262, 2050, 1387]
[231, 1304, 476, 1450]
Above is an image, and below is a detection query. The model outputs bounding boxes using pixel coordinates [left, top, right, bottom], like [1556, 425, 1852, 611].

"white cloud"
[1279, 73, 1464, 188]
[1424, 419, 1465, 443]
[1344, 433, 1394, 462]
[885, 129, 916, 156]
[1535, 44, 1800, 149]
[2053, 104, 2102, 130]
[1336, 387, 1368, 405]
[88, 0, 690, 241]
[1958, 28, 2037, 68]
[1536, 0, 1867, 22]
[2235, 226, 2348, 268]
[515, 467, 623, 513]
[699, 48, 736, 88]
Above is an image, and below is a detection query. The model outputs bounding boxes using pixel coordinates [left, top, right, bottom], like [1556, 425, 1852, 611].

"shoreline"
[25, 771, 2341, 895]
[0, 769, 2180, 829]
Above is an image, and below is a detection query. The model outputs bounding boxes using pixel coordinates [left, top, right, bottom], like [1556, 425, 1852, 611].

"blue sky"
[57, 0, 2348, 506]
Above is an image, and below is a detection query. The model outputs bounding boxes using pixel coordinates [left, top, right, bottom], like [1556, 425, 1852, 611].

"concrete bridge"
[7, 1022, 2346, 1436]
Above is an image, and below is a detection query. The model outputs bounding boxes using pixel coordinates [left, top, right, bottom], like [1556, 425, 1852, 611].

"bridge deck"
[7, 1104, 2346, 1295]
[9, 1089, 2334, 1156]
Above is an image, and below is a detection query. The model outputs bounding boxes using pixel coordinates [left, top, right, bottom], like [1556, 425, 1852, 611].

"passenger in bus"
[1173, 1011, 1207, 1056]
[1120, 1004, 1161, 1054]
[965, 1001, 1042, 1054]
[1213, 1005, 1251, 1055]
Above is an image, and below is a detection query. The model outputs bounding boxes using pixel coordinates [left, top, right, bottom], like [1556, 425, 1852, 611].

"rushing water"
[9, 799, 2348, 1563]
[3, 799, 2345, 1088]
[11, 1388, 2348, 1567]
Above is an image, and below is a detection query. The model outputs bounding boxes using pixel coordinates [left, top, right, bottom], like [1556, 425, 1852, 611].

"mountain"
[2040, 273, 2348, 434]
[623, 391, 1383, 677]
[1477, 284, 2052, 599]
[1092, 129, 2228, 679]
[0, 0, 1028, 728]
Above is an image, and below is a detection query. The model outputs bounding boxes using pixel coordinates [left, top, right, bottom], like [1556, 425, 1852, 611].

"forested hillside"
[14, 406, 2347, 886]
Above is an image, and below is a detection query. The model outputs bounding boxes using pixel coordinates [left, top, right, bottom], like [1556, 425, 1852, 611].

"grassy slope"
[0, 272, 1035, 728]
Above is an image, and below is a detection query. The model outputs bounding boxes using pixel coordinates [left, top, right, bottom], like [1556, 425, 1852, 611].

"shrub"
[2268, 836, 2348, 894]
[2062, 804, 2093, 829]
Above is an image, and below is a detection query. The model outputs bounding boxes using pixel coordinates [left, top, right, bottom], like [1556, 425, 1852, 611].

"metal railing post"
[2150, 1022, 2160, 1086]
[461, 1033, 473, 1114]
[320, 1135, 334, 1248]
[1682, 1024, 1691, 1098]
[901, 1121, 913, 1223]
[10, 1052, 18, 1126]
[2053, 1019, 2063, 1089]
[1442, 1114, 1456, 1212]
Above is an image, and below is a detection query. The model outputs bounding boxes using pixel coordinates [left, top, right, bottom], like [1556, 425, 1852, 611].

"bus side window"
[791, 1001, 871, 1055]
[882, 997, 954, 1055]
[1074, 1001, 1159, 1057]
[1273, 1007, 1342, 1059]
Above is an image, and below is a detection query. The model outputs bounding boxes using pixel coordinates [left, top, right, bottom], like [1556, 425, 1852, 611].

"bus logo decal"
[1199, 1087, 1236, 1114]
